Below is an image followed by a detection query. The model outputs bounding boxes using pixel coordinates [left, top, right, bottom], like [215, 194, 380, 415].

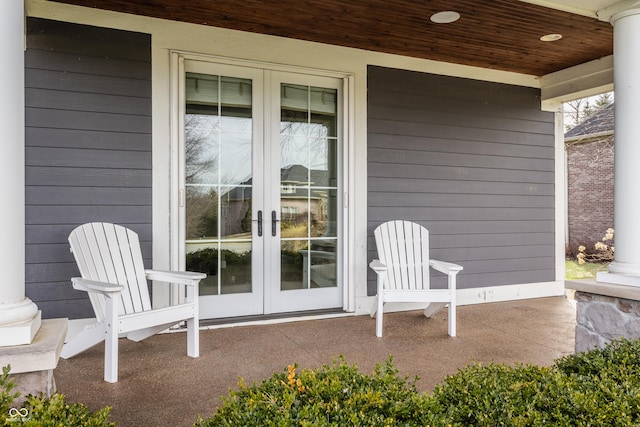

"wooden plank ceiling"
[52, 0, 613, 76]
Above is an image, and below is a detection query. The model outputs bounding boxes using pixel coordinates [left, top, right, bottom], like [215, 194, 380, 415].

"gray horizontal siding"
[26, 187, 152, 206]
[368, 207, 553, 222]
[26, 128, 152, 150]
[26, 49, 151, 79]
[27, 87, 151, 115]
[369, 147, 554, 172]
[369, 192, 554, 209]
[432, 232, 555, 248]
[370, 68, 551, 113]
[370, 134, 554, 158]
[35, 299, 100, 321]
[369, 177, 553, 196]
[26, 147, 151, 168]
[26, 206, 151, 225]
[369, 163, 553, 183]
[368, 120, 551, 146]
[398, 221, 554, 235]
[27, 167, 151, 188]
[26, 68, 151, 98]
[27, 18, 150, 61]
[25, 18, 152, 319]
[367, 66, 555, 294]
[26, 108, 151, 133]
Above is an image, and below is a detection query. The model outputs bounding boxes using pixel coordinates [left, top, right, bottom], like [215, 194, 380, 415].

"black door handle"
[256, 210, 263, 237]
[272, 210, 279, 237]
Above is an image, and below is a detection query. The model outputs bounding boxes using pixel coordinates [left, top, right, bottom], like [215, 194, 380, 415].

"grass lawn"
[565, 259, 608, 280]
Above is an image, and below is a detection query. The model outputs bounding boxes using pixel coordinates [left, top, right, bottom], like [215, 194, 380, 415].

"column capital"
[598, 1, 640, 23]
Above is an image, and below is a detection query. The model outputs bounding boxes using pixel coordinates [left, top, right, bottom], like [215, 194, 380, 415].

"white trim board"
[355, 281, 567, 315]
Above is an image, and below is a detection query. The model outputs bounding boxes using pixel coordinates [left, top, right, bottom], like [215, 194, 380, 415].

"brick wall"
[566, 136, 614, 256]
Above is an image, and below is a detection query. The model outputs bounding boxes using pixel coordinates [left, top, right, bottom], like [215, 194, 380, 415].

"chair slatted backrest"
[69, 223, 152, 322]
[373, 220, 430, 290]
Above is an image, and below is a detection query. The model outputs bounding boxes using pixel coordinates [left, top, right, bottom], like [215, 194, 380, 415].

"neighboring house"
[8, 0, 640, 334]
[220, 165, 331, 237]
[565, 104, 615, 255]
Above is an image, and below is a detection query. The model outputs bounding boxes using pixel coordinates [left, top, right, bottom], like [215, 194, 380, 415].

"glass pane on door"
[279, 83, 338, 290]
[184, 73, 254, 296]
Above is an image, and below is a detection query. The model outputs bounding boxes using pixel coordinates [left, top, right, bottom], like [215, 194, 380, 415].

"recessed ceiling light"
[540, 33, 563, 42]
[430, 11, 461, 24]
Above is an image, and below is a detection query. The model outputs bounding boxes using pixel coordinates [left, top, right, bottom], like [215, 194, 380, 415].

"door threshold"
[197, 309, 352, 330]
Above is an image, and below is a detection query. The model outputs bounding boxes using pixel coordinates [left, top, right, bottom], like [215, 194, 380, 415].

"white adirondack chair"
[61, 222, 206, 383]
[369, 220, 463, 338]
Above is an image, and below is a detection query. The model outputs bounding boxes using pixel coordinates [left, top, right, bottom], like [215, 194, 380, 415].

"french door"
[179, 60, 343, 319]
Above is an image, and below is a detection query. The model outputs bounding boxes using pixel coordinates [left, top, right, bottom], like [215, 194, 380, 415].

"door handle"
[272, 210, 279, 237]
[255, 210, 263, 237]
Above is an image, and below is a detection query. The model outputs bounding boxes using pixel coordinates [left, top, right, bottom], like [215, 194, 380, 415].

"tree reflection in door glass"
[184, 73, 253, 296]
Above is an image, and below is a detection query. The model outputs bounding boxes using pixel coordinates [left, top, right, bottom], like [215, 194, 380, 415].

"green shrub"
[0, 366, 19, 421]
[429, 360, 640, 426]
[195, 357, 424, 427]
[199, 339, 640, 426]
[555, 338, 640, 378]
[0, 365, 115, 427]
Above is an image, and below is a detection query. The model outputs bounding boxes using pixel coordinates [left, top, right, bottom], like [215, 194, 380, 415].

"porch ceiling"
[50, 0, 613, 77]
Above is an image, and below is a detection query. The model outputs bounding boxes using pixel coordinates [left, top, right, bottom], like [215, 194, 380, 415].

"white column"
[598, 6, 640, 285]
[0, 0, 40, 345]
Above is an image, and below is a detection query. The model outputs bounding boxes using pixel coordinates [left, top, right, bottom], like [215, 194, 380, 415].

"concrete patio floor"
[54, 296, 577, 427]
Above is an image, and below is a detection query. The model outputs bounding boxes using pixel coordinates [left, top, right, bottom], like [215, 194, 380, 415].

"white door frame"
[169, 52, 355, 318]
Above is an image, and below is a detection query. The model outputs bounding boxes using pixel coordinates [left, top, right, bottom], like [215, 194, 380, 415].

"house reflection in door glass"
[279, 164, 337, 290]
[279, 84, 338, 291]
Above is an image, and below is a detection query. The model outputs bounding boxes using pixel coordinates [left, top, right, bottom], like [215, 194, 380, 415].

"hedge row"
[197, 339, 640, 426]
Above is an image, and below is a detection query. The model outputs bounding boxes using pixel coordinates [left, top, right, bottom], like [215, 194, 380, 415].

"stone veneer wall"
[574, 291, 640, 353]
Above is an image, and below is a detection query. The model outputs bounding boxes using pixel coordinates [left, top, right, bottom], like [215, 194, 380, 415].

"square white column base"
[0, 311, 42, 347]
[0, 318, 68, 400]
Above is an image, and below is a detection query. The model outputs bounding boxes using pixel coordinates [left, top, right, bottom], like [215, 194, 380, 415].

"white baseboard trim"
[355, 281, 567, 315]
[457, 281, 566, 305]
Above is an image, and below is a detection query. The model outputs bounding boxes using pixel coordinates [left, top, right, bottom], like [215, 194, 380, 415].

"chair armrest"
[429, 259, 463, 275]
[71, 277, 123, 295]
[369, 259, 387, 274]
[145, 269, 206, 286]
